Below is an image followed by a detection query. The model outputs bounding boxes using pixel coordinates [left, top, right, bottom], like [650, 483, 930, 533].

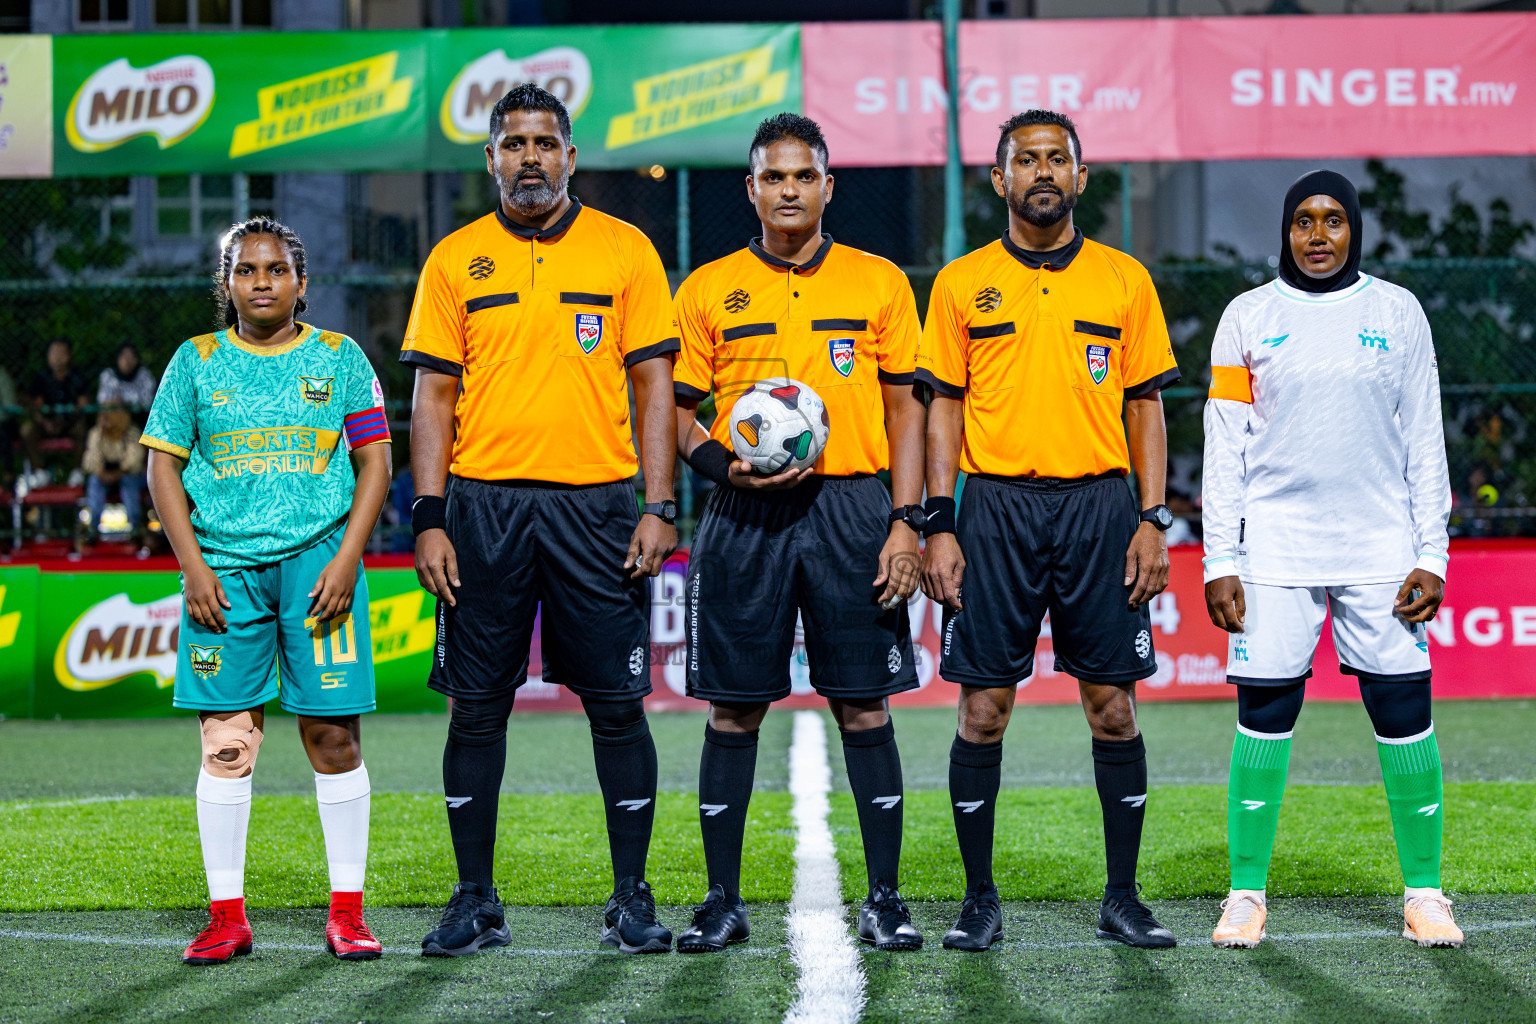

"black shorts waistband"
[450, 474, 632, 492]
[969, 470, 1125, 491]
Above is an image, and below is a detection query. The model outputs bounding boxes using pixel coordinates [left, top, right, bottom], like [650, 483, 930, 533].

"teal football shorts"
[173, 526, 376, 716]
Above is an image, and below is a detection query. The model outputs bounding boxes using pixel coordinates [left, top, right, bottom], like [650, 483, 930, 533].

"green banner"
[428, 24, 799, 171]
[52, 31, 428, 177]
[41, 24, 799, 178]
[25, 567, 442, 719]
[0, 566, 39, 718]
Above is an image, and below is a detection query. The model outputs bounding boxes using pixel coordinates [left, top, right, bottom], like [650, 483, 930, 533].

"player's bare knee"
[709, 701, 768, 733]
[200, 711, 263, 778]
[828, 698, 888, 732]
[1086, 701, 1139, 741]
[958, 692, 1011, 743]
[301, 721, 362, 773]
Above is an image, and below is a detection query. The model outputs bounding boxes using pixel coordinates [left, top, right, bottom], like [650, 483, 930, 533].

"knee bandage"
[200, 711, 263, 778]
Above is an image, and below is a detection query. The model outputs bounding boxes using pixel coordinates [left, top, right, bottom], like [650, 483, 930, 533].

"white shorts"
[1226, 582, 1430, 684]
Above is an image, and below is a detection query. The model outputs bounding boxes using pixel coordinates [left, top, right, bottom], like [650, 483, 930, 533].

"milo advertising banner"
[428, 23, 799, 170]
[52, 31, 427, 176]
[5, 566, 446, 720]
[42, 24, 798, 177]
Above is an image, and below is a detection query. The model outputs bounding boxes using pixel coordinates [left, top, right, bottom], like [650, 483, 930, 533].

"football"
[727, 377, 830, 474]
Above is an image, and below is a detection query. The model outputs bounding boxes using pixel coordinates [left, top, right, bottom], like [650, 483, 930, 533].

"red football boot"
[325, 891, 383, 960]
[183, 898, 254, 965]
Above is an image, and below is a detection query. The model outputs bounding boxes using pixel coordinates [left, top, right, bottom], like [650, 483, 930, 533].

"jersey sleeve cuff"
[1125, 367, 1182, 400]
[140, 434, 191, 459]
[915, 367, 965, 399]
[624, 337, 681, 367]
[674, 381, 710, 402]
[1202, 554, 1238, 584]
[877, 368, 916, 385]
[399, 350, 463, 377]
[1415, 551, 1448, 581]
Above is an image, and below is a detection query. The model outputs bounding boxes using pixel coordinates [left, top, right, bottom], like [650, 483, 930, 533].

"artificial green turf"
[0, 792, 797, 913]
[4, 898, 1536, 1024]
[830, 782, 1536, 901]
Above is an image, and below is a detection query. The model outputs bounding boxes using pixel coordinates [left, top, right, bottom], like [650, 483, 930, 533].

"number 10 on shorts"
[305, 614, 359, 668]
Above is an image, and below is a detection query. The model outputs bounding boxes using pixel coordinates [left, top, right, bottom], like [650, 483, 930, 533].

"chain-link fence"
[3, 174, 1532, 551]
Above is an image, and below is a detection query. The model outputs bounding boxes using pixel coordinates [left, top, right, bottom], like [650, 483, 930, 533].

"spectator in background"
[97, 344, 157, 417]
[1166, 487, 1202, 547]
[83, 402, 145, 542]
[22, 338, 90, 481]
[0, 365, 17, 488]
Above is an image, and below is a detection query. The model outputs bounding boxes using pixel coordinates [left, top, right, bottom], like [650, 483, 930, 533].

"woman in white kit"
[1201, 170, 1460, 950]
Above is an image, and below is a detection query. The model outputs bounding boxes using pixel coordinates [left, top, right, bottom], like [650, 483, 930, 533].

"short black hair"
[489, 83, 572, 147]
[995, 109, 1081, 168]
[749, 112, 829, 171]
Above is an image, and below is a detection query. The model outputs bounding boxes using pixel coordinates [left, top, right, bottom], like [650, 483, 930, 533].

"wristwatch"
[889, 504, 928, 531]
[1139, 504, 1174, 532]
[642, 500, 678, 524]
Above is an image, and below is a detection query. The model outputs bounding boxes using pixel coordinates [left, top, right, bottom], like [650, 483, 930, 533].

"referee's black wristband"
[411, 495, 448, 536]
[688, 439, 735, 487]
[922, 496, 957, 537]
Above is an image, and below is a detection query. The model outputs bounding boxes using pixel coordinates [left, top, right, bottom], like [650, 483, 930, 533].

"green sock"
[1227, 726, 1293, 891]
[1377, 727, 1443, 889]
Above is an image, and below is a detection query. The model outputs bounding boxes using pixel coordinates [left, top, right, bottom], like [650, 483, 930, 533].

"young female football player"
[1202, 171, 1458, 948]
[143, 217, 393, 964]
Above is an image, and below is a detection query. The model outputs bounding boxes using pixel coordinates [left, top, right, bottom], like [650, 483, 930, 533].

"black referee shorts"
[429, 475, 652, 702]
[686, 475, 919, 704]
[939, 473, 1156, 688]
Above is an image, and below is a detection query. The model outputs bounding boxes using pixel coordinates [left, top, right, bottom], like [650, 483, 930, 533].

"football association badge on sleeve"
[1085, 345, 1110, 386]
[829, 337, 855, 377]
[576, 313, 604, 353]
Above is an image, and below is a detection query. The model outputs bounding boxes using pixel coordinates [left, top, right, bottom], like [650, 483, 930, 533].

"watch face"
[1152, 506, 1173, 529]
[661, 500, 677, 521]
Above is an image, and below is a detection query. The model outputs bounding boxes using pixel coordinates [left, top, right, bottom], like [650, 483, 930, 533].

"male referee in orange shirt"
[918, 110, 1180, 951]
[401, 85, 680, 956]
[671, 113, 928, 953]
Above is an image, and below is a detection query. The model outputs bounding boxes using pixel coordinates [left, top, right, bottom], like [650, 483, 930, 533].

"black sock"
[442, 695, 515, 891]
[699, 725, 758, 900]
[584, 698, 658, 887]
[1093, 734, 1148, 895]
[949, 734, 1002, 890]
[841, 720, 904, 890]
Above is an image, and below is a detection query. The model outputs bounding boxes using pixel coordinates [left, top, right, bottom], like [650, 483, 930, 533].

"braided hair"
[215, 216, 308, 329]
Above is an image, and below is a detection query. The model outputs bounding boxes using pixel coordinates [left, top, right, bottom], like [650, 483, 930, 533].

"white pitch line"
[783, 710, 866, 1024]
[0, 795, 137, 812]
[0, 930, 784, 958]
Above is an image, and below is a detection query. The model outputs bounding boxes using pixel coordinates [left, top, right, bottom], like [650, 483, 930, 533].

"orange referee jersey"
[917, 230, 1178, 479]
[674, 235, 919, 477]
[400, 199, 678, 484]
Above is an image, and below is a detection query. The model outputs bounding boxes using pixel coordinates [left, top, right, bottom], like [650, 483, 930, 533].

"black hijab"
[1278, 169, 1362, 294]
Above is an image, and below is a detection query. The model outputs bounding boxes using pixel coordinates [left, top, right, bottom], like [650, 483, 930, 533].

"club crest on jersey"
[468, 256, 495, 280]
[975, 286, 1001, 313]
[189, 645, 223, 679]
[829, 337, 855, 377]
[724, 288, 750, 313]
[299, 376, 334, 406]
[575, 313, 604, 353]
[1085, 345, 1110, 386]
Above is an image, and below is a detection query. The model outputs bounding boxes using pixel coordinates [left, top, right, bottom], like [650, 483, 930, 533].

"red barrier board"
[801, 14, 1536, 166]
[508, 542, 1536, 714]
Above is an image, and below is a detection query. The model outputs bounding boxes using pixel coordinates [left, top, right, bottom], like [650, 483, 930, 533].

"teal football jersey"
[142, 325, 390, 569]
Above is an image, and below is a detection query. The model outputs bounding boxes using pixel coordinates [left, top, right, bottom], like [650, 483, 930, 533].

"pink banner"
[511, 541, 1536, 713]
[801, 14, 1536, 166]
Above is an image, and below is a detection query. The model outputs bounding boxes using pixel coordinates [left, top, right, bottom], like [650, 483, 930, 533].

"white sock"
[196, 769, 252, 902]
[315, 763, 370, 893]
[1405, 886, 1445, 902]
[1229, 888, 1266, 903]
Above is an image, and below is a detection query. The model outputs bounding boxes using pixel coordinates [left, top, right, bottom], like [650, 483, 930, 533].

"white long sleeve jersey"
[1201, 274, 1451, 587]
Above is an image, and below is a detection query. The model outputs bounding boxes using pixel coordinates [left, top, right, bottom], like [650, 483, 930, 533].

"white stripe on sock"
[1375, 722, 1434, 746]
[315, 763, 369, 893]
[783, 711, 866, 1024]
[1236, 723, 1294, 741]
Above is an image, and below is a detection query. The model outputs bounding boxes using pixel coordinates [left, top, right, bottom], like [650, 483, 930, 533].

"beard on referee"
[917, 110, 1179, 951]
[400, 83, 682, 957]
